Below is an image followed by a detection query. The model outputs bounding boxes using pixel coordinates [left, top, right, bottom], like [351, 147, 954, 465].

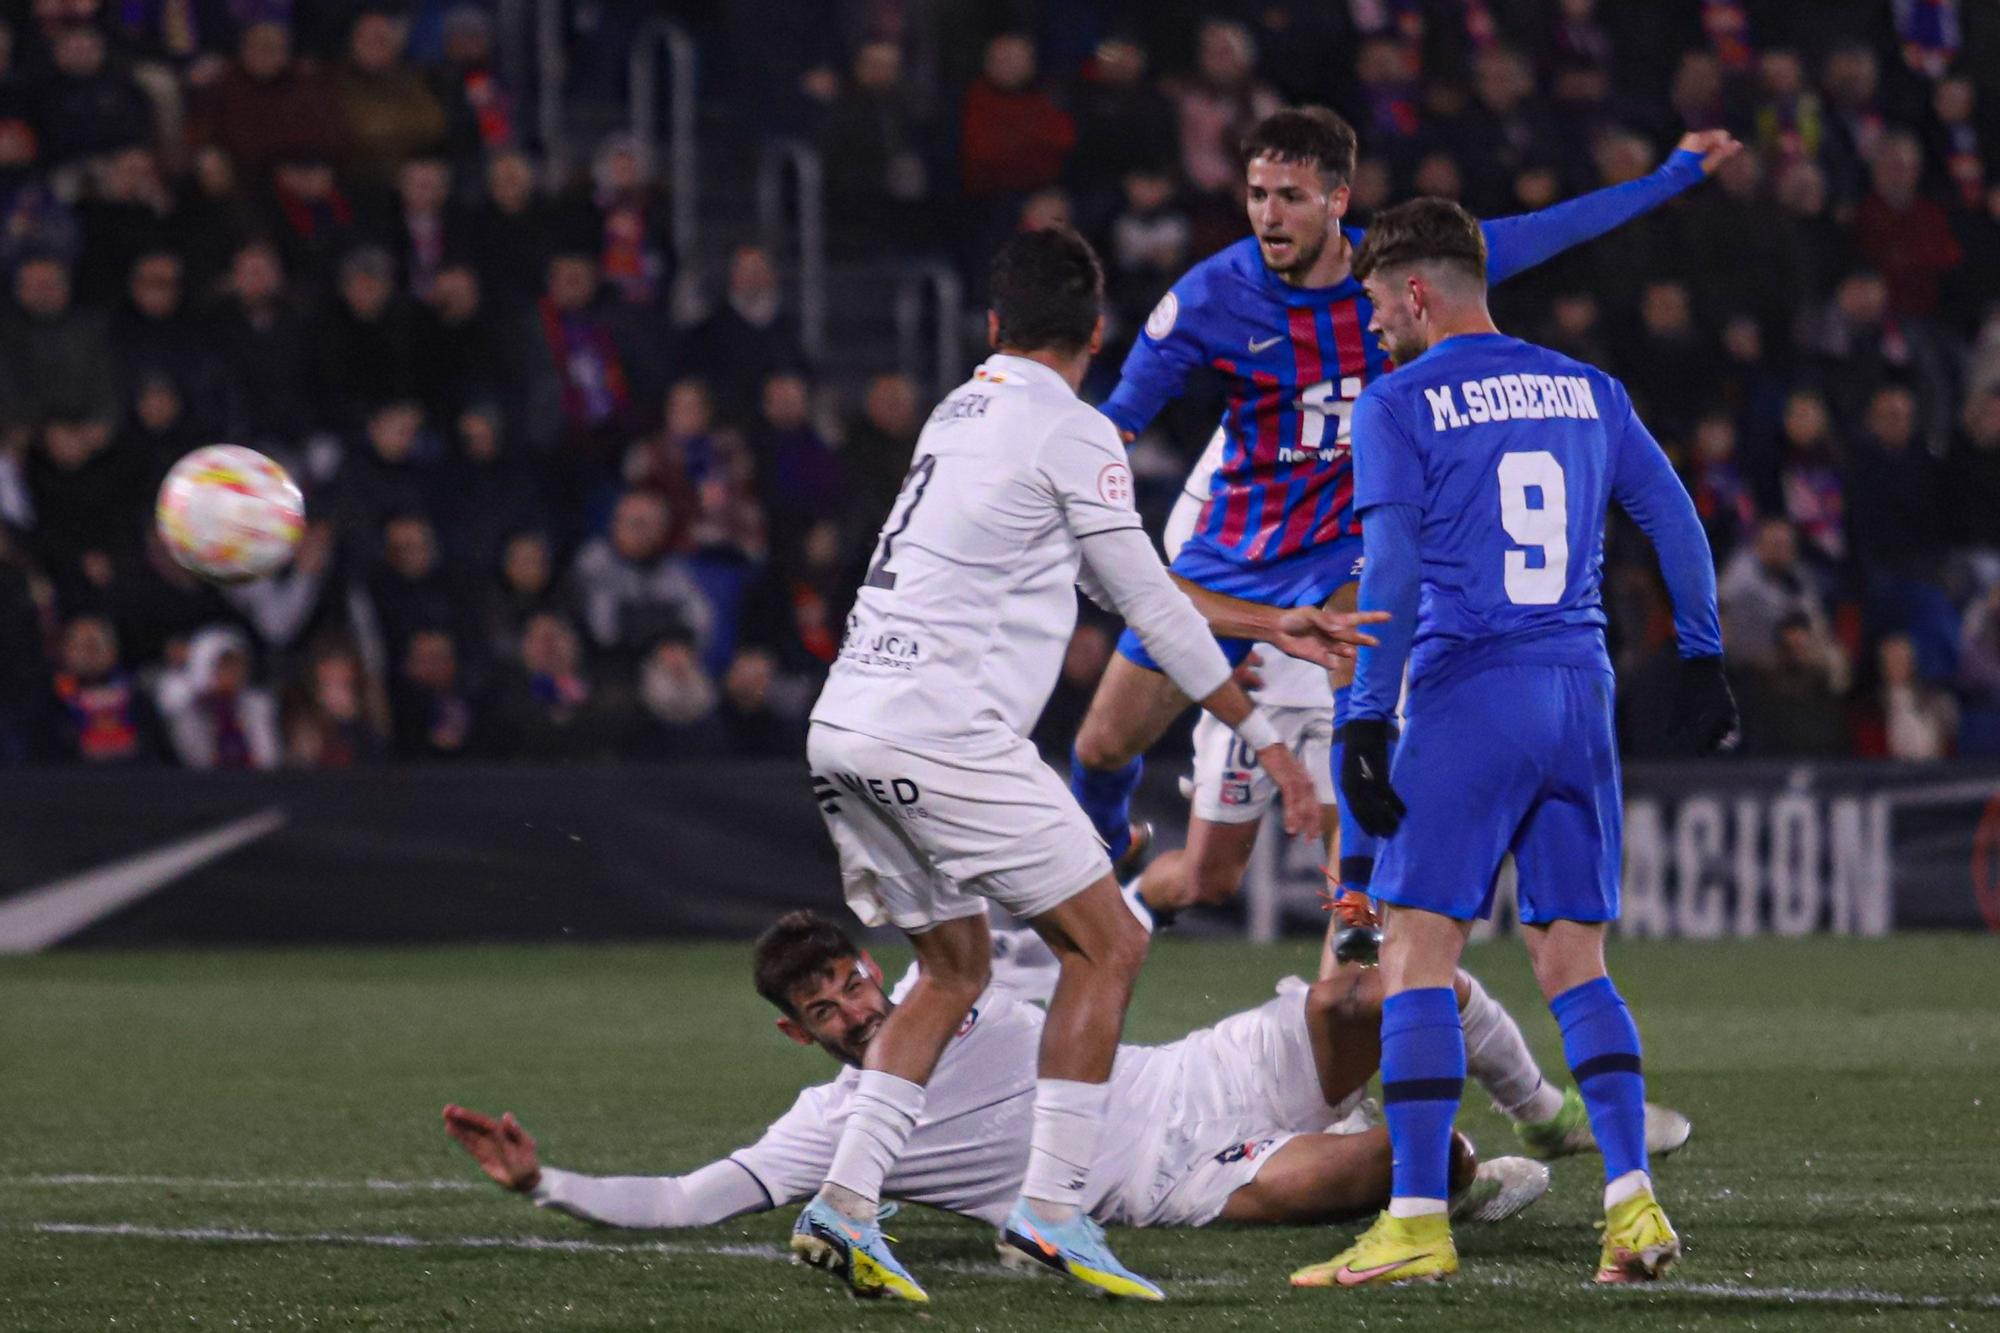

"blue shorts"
[1116, 535, 1365, 672]
[1372, 663, 1622, 925]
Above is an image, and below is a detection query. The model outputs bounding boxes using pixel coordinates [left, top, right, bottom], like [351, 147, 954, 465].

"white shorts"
[1184, 706, 1335, 825]
[1124, 979, 1361, 1228]
[808, 722, 1111, 933]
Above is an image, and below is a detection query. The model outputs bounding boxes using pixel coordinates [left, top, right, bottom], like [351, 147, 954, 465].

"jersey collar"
[978, 353, 1070, 391]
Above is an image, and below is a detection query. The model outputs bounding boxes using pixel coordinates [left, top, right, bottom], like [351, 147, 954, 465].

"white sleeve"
[1078, 526, 1233, 704]
[531, 1160, 769, 1229]
[718, 1085, 840, 1207]
[1164, 427, 1228, 559]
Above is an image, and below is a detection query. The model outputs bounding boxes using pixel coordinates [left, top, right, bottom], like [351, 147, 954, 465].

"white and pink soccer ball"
[155, 445, 306, 583]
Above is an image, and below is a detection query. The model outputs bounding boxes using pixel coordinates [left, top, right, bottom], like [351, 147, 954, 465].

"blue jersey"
[1099, 150, 1710, 570]
[1348, 333, 1722, 705]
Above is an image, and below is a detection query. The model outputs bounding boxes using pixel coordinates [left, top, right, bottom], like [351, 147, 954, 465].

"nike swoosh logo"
[0, 809, 287, 953]
[1248, 335, 1284, 353]
[1336, 1255, 1426, 1286]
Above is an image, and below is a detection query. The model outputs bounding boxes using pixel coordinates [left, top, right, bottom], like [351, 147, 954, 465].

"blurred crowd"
[1, 0, 1998, 770]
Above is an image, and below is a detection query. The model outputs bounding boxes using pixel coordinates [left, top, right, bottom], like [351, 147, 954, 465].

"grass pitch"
[4, 935, 1997, 1331]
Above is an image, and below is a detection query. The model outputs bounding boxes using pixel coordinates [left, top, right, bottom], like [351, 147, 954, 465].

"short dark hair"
[1352, 197, 1488, 287]
[752, 910, 862, 1016]
[1241, 106, 1359, 188]
[988, 227, 1103, 355]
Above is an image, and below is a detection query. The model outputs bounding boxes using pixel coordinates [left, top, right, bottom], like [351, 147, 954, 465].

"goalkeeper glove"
[1339, 717, 1406, 837]
[1676, 655, 1740, 755]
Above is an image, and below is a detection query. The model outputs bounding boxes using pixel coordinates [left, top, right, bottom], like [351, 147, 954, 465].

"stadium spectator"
[626, 378, 763, 561]
[748, 371, 841, 532]
[267, 153, 362, 291]
[185, 21, 343, 186]
[622, 629, 725, 760]
[336, 402, 445, 565]
[382, 156, 462, 301]
[1175, 19, 1279, 200]
[174, 144, 260, 291]
[159, 625, 280, 770]
[1443, 46, 1561, 215]
[959, 33, 1073, 202]
[1688, 412, 1758, 564]
[467, 148, 559, 312]
[1956, 580, 2000, 703]
[437, 404, 546, 574]
[1853, 631, 1958, 760]
[498, 611, 625, 761]
[717, 646, 807, 757]
[1947, 388, 2000, 549]
[1, 255, 120, 441]
[73, 147, 178, 310]
[365, 512, 482, 674]
[687, 244, 805, 426]
[571, 489, 713, 667]
[1105, 166, 1192, 338]
[25, 415, 146, 608]
[1848, 384, 1942, 574]
[1719, 517, 1842, 676]
[224, 519, 346, 659]
[1618, 280, 1716, 447]
[1855, 131, 1962, 321]
[389, 625, 492, 759]
[116, 251, 225, 436]
[432, 5, 514, 164]
[1751, 49, 1826, 172]
[37, 23, 156, 168]
[312, 247, 427, 429]
[817, 40, 932, 254]
[333, 9, 446, 190]
[206, 242, 311, 449]
[584, 135, 673, 309]
[1738, 613, 1852, 757]
[414, 262, 523, 428]
[282, 634, 390, 767]
[840, 372, 919, 548]
[40, 613, 164, 764]
[477, 529, 565, 665]
[1063, 35, 1178, 227]
[1774, 390, 1848, 568]
[0, 115, 79, 277]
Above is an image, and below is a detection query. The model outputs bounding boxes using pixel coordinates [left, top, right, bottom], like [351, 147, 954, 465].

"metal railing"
[756, 139, 827, 363]
[629, 19, 699, 274]
[894, 263, 965, 399]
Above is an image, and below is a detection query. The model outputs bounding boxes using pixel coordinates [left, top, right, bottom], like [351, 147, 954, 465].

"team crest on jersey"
[1213, 1137, 1277, 1165]
[1220, 771, 1254, 806]
[955, 1006, 980, 1038]
[1097, 462, 1133, 506]
[1145, 291, 1178, 340]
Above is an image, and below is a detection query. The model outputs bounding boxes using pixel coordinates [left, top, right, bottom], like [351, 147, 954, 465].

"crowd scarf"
[1702, 0, 1754, 71]
[200, 690, 252, 769]
[54, 673, 141, 761]
[1894, 0, 1960, 79]
[461, 67, 515, 148]
[598, 198, 659, 304]
[405, 209, 445, 298]
[1757, 90, 1825, 168]
[278, 186, 354, 241]
[791, 582, 839, 663]
[1693, 457, 1757, 537]
[529, 670, 590, 713]
[1945, 118, 1984, 206]
[1364, 76, 1421, 140]
[537, 298, 630, 428]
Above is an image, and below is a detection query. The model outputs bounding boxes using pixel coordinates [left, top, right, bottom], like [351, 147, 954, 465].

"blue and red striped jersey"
[1098, 149, 1711, 569]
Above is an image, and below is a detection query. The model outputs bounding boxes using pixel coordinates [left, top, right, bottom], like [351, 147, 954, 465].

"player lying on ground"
[1287, 199, 1739, 1292]
[794, 228, 1383, 1303]
[1067, 105, 1741, 946]
[441, 910, 1556, 1252]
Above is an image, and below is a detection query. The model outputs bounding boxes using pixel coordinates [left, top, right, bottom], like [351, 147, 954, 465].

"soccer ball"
[155, 445, 306, 583]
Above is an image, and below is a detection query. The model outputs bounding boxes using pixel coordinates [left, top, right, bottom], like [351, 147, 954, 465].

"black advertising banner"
[0, 761, 1995, 950]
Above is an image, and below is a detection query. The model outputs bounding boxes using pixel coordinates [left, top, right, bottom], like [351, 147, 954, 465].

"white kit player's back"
[811, 354, 1141, 750]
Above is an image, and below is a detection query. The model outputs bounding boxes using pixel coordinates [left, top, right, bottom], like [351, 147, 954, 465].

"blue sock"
[1331, 684, 1394, 890]
[1069, 748, 1142, 864]
[1380, 987, 1464, 1205]
[1551, 976, 1649, 1185]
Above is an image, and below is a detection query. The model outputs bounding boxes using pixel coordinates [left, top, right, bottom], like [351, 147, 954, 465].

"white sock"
[821, 1070, 926, 1219]
[1604, 1169, 1652, 1209]
[1021, 1077, 1108, 1223]
[1460, 974, 1565, 1124]
[1388, 1196, 1449, 1218]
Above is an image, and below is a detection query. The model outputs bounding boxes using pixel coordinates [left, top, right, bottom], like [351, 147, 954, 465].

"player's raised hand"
[1677, 129, 1743, 175]
[442, 1104, 542, 1192]
[1272, 606, 1389, 668]
[1338, 717, 1406, 837]
[1261, 741, 1323, 840]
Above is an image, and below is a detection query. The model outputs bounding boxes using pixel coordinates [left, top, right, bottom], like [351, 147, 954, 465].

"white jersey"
[1170, 429, 1330, 710]
[811, 355, 1145, 750]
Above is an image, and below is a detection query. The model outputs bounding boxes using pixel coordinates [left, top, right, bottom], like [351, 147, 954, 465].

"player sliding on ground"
[793, 228, 1383, 1303]
[1065, 105, 1741, 960]
[441, 911, 1556, 1249]
[1287, 199, 1738, 1292]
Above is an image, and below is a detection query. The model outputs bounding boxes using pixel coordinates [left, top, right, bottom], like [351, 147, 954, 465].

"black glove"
[1676, 655, 1740, 755]
[1339, 717, 1406, 837]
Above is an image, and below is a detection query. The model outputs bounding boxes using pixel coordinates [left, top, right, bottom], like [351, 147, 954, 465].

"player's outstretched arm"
[1168, 573, 1388, 667]
[1479, 132, 1741, 285]
[1607, 389, 1739, 754]
[442, 1103, 771, 1228]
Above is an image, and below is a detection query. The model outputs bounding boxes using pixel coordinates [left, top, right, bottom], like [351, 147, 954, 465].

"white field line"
[7, 1174, 480, 1192]
[22, 1221, 2000, 1310]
